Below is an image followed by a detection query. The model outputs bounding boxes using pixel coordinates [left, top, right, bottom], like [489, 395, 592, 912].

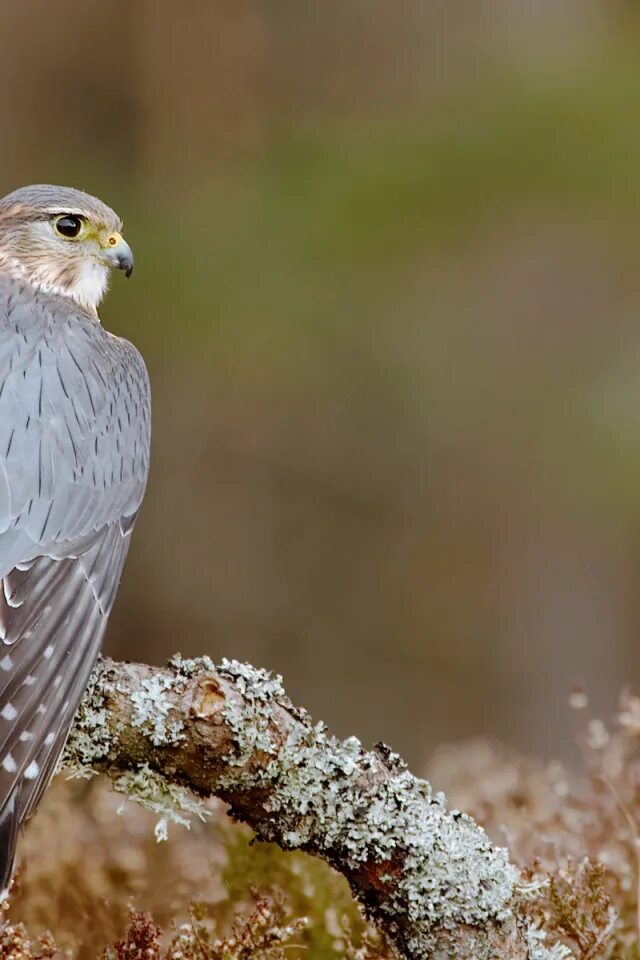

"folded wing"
[0, 279, 150, 888]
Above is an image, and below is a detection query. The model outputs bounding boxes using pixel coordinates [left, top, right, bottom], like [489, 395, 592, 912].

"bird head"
[0, 185, 134, 316]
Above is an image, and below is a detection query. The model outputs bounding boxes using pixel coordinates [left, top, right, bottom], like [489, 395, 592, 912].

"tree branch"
[62, 655, 539, 959]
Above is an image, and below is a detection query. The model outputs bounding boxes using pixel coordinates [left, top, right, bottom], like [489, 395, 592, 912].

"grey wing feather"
[0, 276, 150, 889]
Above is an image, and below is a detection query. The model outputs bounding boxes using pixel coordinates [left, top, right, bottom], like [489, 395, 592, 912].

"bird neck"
[0, 249, 102, 318]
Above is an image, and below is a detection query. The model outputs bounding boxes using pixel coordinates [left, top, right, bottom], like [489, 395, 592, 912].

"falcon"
[0, 185, 150, 889]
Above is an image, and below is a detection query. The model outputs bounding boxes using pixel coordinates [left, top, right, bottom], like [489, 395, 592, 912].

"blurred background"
[1, 0, 639, 765]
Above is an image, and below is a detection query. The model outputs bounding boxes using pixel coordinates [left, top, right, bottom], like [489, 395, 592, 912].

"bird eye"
[54, 215, 83, 239]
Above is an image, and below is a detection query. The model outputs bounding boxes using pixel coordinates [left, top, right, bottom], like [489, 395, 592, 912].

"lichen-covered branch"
[61, 656, 545, 959]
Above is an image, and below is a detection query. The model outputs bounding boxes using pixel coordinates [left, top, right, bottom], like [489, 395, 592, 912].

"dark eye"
[54, 215, 83, 238]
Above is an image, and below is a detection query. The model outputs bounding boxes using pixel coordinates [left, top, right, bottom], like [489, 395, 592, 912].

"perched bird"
[0, 185, 150, 889]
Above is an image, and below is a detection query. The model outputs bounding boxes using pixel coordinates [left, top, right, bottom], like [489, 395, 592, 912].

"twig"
[600, 774, 640, 952]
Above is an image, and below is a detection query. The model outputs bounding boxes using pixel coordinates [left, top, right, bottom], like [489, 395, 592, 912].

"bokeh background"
[1, 0, 639, 765]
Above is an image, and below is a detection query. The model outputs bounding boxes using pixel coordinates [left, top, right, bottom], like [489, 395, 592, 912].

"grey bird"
[0, 185, 150, 889]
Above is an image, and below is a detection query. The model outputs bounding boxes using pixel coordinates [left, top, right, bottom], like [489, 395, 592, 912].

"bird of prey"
[0, 185, 150, 890]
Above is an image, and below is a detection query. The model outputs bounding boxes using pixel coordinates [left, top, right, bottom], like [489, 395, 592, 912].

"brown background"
[1, 0, 639, 764]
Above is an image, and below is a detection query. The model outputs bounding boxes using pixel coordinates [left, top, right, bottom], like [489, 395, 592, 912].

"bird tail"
[0, 523, 129, 889]
[0, 792, 17, 891]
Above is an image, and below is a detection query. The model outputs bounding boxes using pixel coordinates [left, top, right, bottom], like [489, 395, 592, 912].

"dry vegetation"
[1, 692, 640, 958]
[0, 779, 387, 960]
[427, 691, 640, 959]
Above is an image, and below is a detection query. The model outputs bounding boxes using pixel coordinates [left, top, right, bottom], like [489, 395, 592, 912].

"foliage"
[0, 781, 390, 960]
[8, 691, 640, 956]
[427, 691, 640, 958]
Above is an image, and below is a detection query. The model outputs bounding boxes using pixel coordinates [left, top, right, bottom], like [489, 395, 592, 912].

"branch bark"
[62, 655, 537, 959]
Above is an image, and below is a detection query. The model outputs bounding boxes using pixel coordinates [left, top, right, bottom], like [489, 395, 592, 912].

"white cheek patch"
[71, 260, 110, 315]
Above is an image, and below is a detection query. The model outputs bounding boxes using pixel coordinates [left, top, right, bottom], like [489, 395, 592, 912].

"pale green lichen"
[115, 660, 214, 837]
[63, 657, 211, 838]
[169, 652, 215, 677]
[524, 921, 574, 960]
[61, 657, 116, 778]
[129, 673, 185, 746]
[215, 658, 520, 956]
[127, 655, 215, 748]
[112, 762, 210, 841]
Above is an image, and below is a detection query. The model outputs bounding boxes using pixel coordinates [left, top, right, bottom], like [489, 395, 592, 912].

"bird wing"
[0, 277, 150, 888]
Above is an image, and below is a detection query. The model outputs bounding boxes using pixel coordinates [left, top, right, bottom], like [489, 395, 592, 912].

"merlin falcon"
[0, 185, 150, 889]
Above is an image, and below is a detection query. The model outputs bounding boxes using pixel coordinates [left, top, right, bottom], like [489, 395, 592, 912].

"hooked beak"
[99, 232, 134, 278]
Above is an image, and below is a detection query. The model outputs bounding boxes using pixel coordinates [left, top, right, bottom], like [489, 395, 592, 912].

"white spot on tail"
[0, 655, 13, 672]
[2, 754, 16, 773]
[53, 675, 61, 687]
[43, 644, 54, 659]
[23, 761, 39, 780]
[36, 704, 46, 716]
[23, 675, 35, 686]
[44, 732, 55, 746]
[19, 731, 34, 742]
[1, 703, 16, 721]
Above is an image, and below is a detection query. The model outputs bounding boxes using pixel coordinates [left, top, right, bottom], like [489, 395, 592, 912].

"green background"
[3, 1, 640, 763]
